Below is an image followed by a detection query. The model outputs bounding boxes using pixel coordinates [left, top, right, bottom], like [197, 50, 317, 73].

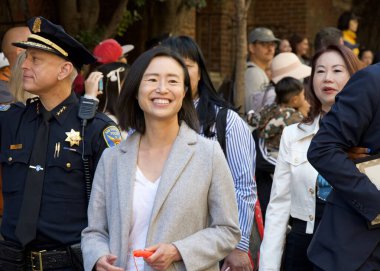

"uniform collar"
[50, 92, 78, 125]
[26, 92, 78, 124]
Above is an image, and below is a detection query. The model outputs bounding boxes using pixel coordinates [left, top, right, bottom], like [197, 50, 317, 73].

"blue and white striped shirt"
[197, 103, 257, 251]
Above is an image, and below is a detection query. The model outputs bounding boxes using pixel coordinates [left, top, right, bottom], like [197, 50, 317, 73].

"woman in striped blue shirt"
[162, 36, 256, 271]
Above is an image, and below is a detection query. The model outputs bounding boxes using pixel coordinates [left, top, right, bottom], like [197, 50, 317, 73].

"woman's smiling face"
[138, 56, 186, 122]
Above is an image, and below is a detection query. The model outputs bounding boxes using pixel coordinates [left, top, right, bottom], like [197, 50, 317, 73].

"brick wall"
[179, 8, 196, 38]
[196, 0, 352, 81]
[306, 0, 350, 53]
[248, 0, 308, 39]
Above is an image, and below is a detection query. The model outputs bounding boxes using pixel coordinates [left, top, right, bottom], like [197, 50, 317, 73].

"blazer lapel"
[149, 123, 197, 223]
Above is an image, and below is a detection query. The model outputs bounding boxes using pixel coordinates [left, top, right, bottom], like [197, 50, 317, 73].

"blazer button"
[66, 163, 71, 168]
[309, 215, 314, 221]
[309, 188, 314, 195]
[8, 157, 12, 162]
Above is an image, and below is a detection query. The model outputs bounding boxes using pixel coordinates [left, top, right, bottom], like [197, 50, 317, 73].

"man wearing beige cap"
[245, 27, 279, 114]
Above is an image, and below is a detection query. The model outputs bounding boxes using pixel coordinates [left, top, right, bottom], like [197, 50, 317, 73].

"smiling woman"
[81, 47, 241, 271]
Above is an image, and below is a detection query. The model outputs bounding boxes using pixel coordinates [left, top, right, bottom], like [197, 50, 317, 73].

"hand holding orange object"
[133, 250, 154, 258]
[144, 243, 181, 271]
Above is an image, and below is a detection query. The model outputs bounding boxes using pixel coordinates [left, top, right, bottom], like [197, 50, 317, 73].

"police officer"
[0, 17, 121, 270]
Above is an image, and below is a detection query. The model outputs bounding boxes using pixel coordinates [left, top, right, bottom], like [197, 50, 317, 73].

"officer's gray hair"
[69, 68, 78, 83]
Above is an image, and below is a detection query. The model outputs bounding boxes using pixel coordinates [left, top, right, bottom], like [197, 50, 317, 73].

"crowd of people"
[0, 10, 378, 271]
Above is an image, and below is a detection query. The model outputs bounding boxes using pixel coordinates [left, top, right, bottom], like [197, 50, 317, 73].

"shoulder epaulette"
[94, 112, 115, 124]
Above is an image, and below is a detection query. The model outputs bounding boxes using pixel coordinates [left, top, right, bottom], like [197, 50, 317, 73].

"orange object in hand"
[133, 250, 154, 258]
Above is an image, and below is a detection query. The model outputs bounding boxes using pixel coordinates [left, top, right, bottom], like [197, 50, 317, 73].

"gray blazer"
[81, 123, 241, 271]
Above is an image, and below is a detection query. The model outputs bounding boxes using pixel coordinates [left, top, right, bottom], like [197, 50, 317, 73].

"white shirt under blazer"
[259, 116, 320, 271]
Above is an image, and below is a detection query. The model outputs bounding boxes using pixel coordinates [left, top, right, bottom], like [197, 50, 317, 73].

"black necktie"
[15, 108, 52, 246]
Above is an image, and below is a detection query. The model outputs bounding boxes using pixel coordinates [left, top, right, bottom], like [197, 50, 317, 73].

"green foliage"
[133, 0, 145, 7]
[75, 27, 105, 50]
[117, 9, 142, 37]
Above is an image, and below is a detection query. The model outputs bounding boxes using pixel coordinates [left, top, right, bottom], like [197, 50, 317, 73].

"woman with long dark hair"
[81, 47, 241, 271]
[289, 33, 310, 66]
[162, 36, 256, 271]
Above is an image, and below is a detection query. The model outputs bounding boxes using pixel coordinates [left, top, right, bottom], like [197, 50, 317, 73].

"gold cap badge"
[65, 129, 82, 147]
[32, 17, 41, 33]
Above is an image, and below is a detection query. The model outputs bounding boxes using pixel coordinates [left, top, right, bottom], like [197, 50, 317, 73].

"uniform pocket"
[45, 147, 87, 199]
[285, 149, 308, 166]
[46, 147, 83, 172]
[0, 150, 30, 192]
[0, 150, 29, 165]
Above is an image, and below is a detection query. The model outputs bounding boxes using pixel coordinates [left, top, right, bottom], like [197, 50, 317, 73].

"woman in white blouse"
[259, 45, 362, 271]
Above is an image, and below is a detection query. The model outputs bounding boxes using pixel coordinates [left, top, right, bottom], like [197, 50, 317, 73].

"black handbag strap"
[216, 107, 228, 157]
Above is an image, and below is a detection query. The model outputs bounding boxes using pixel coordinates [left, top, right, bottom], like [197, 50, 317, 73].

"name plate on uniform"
[355, 153, 380, 229]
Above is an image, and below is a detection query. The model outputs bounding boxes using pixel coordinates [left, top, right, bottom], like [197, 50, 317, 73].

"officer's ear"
[58, 62, 74, 81]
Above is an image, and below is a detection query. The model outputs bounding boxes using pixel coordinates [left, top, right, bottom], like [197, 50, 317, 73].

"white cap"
[0, 53, 9, 69]
[122, 44, 134, 55]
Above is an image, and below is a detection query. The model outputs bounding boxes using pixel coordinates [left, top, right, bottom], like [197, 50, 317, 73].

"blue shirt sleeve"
[225, 109, 257, 251]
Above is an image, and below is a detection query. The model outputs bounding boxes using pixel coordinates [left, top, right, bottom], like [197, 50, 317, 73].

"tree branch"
[103, 0, 129, 39]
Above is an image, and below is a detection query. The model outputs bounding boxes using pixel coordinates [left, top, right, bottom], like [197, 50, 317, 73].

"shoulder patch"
[103, 125, 122, 147]
[0, 104, 11, 111]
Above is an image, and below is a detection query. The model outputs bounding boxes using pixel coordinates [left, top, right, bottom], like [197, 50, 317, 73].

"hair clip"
[107, 67, 125, 82]
[106, 67, 126, 93]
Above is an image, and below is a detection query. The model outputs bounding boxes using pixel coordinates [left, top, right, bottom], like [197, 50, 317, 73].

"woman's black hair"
[161, 35, 233, 138]
[289, 34, 304, 54]
[358, 48, 373, 60]
[117, 46, 199, 134]
[337, 11, 359, 31]
[96, 62, 129, 116]
[275, 77, 303, 104]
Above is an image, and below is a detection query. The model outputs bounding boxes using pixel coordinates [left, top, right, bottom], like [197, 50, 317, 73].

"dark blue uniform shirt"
[0, 92, 120, 248]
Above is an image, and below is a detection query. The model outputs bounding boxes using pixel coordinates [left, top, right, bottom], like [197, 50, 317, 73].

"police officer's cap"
[13, 16, 96, 70]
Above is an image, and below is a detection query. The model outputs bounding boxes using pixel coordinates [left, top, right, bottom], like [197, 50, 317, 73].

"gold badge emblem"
[32, 17, 41, 33]
[65, 129, 82, 147]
